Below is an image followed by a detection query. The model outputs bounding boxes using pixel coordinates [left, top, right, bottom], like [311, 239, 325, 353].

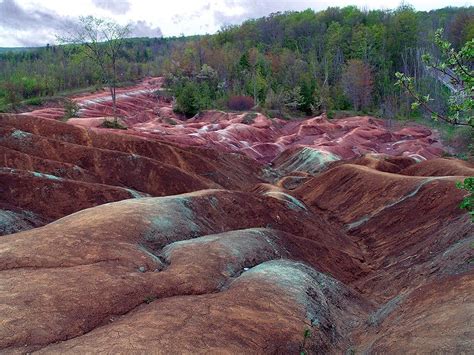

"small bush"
[101, 119, 127, 130]
[2, 81, 22, 107]
[242, 112, 257, 124]
[456, 177, 473, 221]
[143, 295, 157, 304]
[164, 117, 177, 125]
[25, 97, 43, 106]
[174, 82, 200, 118]
[63, 99, 80, 120]
[228, 95, 254, 111]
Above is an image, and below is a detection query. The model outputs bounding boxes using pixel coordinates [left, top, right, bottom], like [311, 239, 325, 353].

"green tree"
[342, 59, 374, 111]
[58, 16, 131, 120]
[174, 82, 200, 117]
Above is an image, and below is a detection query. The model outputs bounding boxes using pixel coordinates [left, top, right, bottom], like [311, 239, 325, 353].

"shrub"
[2, 81, 23, 107]
[228, 95, 254, 111]
[25, 97, 43, 106]
[101, 119, 127, 130]
[164, 117, 177, 125]
[63, 99, 80, 120]
[242, 112, 257, 124]
[457, 177, 474, 221]
[174, 82, 200, 118]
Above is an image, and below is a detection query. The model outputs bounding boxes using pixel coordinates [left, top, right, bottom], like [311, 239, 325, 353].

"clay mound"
[345, 154, 417, 173]
[296, 161, 472, 302]
[21, 78, 445, 165]
[0, 167, 136, 220]
[21, 77, 165, 122]
[132, 112, 444, 165]
[0, 114, 264, 234]
[355, 273, 473, 353]
[295, 164, 425, 224]
[1, 164, 472, 353]
[272, 146, 341, 174]
[0, 189, 368, 353]
[400, 157, 474, 177]
[1, 161, 472, 352]
[0, 203, 46, 235]
[4, 79, 472, 353]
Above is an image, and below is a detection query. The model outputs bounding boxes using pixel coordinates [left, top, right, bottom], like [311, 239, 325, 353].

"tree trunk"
[112, 58, 117, 122]
[109, 86, 117, 122]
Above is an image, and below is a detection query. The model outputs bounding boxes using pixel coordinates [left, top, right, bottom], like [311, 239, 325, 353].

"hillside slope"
[0, 82, 472, 353]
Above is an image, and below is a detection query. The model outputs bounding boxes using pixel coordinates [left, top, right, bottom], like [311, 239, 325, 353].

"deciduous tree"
[342, 59, 374, 110]
[58, 16, 131, 120]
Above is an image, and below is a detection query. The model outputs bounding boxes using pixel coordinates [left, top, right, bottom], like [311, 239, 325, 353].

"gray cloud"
[128, 20, 163, 38]
[0, 0, 161, 46]
[0, 0, 76, 31]
[92, 0, 131, 15]
[0, 0, 78, 46]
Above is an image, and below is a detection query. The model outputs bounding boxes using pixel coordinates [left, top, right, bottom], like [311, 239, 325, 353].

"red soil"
[1, 80, 472, 353]
[23, 77, 443, 165]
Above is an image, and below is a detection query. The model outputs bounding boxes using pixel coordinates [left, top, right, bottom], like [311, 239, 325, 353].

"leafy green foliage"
[456, 177, 474, 221]
[174, 82, 201, 117]
[395, 29, 473, 127]
[0, 37, 185, 112]
[164, 6, 473, 118]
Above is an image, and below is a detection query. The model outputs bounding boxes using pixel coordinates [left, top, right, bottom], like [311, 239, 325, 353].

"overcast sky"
[0, 0, 471, 47]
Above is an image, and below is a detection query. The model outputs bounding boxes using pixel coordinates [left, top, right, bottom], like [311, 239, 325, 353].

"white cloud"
[92, 0, 131, 14]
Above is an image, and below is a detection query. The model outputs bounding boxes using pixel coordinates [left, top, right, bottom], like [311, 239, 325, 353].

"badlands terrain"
[0, 78, 473, 353]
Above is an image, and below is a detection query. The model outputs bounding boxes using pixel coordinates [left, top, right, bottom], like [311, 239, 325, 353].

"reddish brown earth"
[1, 81, 473, 353]
[23, 77, 443, 165]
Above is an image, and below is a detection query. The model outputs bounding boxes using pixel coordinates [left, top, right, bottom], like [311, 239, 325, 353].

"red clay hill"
[1, 78, 472, 353]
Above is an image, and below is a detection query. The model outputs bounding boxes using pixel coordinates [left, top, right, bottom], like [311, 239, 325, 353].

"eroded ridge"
[0, 92, 472, 353]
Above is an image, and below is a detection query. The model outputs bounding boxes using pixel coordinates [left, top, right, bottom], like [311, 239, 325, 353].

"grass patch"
[24, 97, 43, 106]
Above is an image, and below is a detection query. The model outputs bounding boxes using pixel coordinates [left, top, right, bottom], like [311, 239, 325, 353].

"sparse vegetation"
[58, 16, 131, 121]
[242, 112, 258, 124]
[164, 117, 177, 125]
[143, 295, 157, 304]
[101, 119, 127, 130]
[457, 177, 474, 221]
[299, 328, 312, 355]
[62, 99, 80, 120]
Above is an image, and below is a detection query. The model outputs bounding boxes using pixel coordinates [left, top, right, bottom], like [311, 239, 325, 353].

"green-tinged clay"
[278, 147, 340, 174]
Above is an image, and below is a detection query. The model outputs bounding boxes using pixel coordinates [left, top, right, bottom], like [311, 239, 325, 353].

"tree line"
[0, 36, 189, 110]
[164, 5, 473, 119]
[0, 5, 473, 122]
